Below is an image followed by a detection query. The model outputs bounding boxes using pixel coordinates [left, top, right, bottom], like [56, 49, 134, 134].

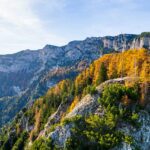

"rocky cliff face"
[43, 78, 150, 150]
[101, 34, 150, 51]
[112, 111, 150, 150]
[101, 34, 136, 51]
[0, 32, 150, 126]
[131, 37, 150, 49]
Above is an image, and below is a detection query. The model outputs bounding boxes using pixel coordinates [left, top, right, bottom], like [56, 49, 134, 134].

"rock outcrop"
[65, 94, 99, 119]
[45, 77, 150, 149]
[113, 111, 150, 150]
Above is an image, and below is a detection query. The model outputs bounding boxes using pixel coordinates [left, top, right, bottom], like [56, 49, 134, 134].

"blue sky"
[0, 0, 150, 54]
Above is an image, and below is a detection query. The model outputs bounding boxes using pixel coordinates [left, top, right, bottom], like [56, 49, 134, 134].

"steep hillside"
[0, 49, 149, 150]
[1, 32, 150, 126]
[0, 37, 103, 126]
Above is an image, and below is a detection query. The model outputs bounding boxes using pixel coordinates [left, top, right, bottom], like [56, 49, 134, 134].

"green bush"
[12, 132, 28, 150]
[31, 138, 53, 150]
[64, 114, 123, 150]
[98, 83, 139, 108]
[64, 83, 140, 149]
[124, 135, 133, 145]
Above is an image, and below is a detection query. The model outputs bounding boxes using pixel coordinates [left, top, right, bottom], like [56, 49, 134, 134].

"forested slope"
[0, 49, 149, 150]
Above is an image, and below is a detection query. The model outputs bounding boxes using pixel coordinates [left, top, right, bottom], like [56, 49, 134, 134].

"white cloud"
[0, 0, 148, 54]
[0, 0, 67, 54]
[0, 0, 40, 29]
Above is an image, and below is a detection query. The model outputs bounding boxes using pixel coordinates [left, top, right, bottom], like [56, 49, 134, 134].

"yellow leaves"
[93, 62, 101, 84]
[89, 64, 95, 78]
[74, 48, 149, 89]
[29, 108, 42, 141]
[16, 123, 21, 135]
[98, 49, 149, 82]
[121, 95, 131, 106]
[108, 57, 117, 79]
[69, 96, 79, 112]
[34, 109, 42, 133]
[140, 61, 150, 82]
[93, 71, 100, 85]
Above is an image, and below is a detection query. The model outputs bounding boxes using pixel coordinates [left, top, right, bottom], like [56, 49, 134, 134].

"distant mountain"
[0, 32, 150, 126]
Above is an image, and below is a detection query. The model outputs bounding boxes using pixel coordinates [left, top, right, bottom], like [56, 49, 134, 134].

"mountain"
[0, 48, 149, 150]
[0, 32, 150, 127]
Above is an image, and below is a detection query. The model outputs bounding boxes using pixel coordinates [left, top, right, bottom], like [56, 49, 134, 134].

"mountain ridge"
[0, 33, 143, 56]
[0, 32, 150, 127]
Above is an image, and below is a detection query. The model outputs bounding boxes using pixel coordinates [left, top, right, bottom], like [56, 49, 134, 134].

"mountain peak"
[43, 44, 58, 50]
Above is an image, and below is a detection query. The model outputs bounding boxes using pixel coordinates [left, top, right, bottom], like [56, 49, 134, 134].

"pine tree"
[96, 62, 108, 85]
